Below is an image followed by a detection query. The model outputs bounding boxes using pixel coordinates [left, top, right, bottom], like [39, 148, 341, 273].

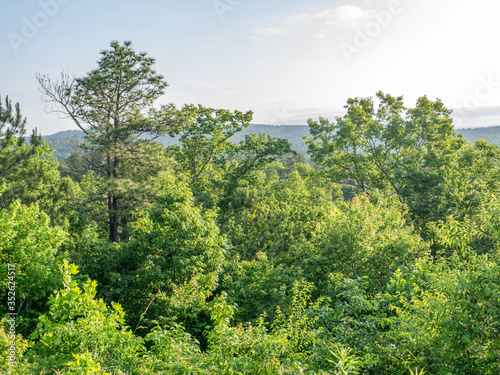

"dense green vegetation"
[2, 41, 500, 374]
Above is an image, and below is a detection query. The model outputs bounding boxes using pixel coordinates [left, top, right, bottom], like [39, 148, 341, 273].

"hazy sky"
[2, 0, 500, 135]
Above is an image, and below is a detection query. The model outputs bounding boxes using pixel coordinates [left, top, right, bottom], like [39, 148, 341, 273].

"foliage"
[217, 133, 296, 217]
[0, 201, 66, 334]
[390, 255, 500, 374]
[28, 262, 145, 374]
[0, 96, 66, 220]
[296, 194, 428, 293]
[221, 251, 303, 322]
[328, 345, 360, 375]
[225, 165, 339, 260]
[305, 92, 468, 230]
[0, 318, 31, 374]
[79, 173, 228, 337]
[0, 94, 42, 189]
[161, 103, 296, 220]
[37, 40, 170, 242]
[144, 283, 362, 374]
[160, 103, 253, 191]
[430, 188, 500, 257]
[0, 141, 85, 236]
[7, 74, 500, 373]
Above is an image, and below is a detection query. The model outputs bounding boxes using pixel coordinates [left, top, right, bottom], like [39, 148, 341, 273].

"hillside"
[457, 126, 500, 145]
[43, 130, 85, 159]
[43, 124, 500, 159]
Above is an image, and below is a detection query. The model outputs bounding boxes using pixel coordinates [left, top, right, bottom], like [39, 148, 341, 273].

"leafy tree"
[295, 194, 428, 293]
[0, 201, 66, 334]
[28, 262, 145, 374]
[75, 173, 227, 338]
[306, 92, 462, 197]
[213, 133, 297, 227]
[0, 96, 80, 228]
[37, 40, 169, 242]
[160, 103, 253, 190]
[399, 139, 499, 235]
[306, 92, 468, 230]
[0, 141, 85, 234]
[219, 133, 296, 210]
[123, 173, 226, 334]
[390, 254, 500, 374]
[430, 187, 500, 257]
[225, 164, 339, 260]
[160, 103, 295, 219]
[221, 251, 304, 322]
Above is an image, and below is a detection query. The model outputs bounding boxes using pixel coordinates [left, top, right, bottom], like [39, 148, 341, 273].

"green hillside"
[43, 130, 85, 159]
[457, 125, 500, 145]
[43, 124, 500, 159]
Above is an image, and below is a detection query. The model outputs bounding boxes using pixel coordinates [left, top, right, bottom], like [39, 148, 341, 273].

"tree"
[161, 104, 296, 221]
[295, 194, 428, 293]
[0, 94, 42, 203]
[37, 41, 169, 242]
[160, 103, 253, 191]
[390, 254, 500, 374]
[216, 133, 297, 225]
[28, 262, 144, 374]
[305, 92, 482, 235]
[75, 173, 227, 338]
[122, 173, 226, 333]
[306, 92, 464, 203]
[0, 201, 66, 334]
[225, 164, 339, 261]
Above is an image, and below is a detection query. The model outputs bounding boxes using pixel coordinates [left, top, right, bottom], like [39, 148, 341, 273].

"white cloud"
[333, 4, 371, 22]
[287, 5, 370, 27]
[250, 4, 372, 42]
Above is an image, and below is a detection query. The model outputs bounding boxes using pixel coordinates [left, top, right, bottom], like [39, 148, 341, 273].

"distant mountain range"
[43, 125, 500, 160]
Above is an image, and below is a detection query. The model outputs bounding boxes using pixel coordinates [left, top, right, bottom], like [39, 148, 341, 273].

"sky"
[2, 0, 500, 135]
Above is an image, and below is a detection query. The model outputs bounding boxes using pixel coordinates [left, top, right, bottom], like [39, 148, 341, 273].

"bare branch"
[36, 72, 89, 135]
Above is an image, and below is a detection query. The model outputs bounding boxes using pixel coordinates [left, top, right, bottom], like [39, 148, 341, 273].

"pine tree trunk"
[108, 194, 119, 242]
[107, 152, 120, 242]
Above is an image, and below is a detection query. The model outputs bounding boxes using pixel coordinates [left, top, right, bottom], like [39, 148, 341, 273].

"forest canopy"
[2, 41, 500, 374]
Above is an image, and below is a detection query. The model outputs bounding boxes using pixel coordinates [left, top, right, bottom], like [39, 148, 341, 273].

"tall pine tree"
[0, 94, 43, 207]
[37, 41, 169, 242]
